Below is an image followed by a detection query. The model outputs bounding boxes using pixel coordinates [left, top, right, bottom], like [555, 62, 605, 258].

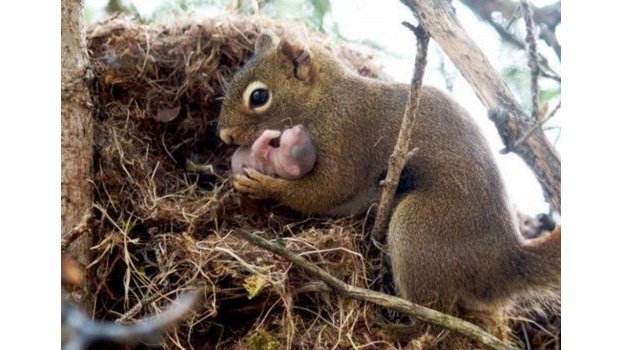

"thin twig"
[117, 290, 169, 322]
[485, 16, 560, 82]
[233, 229, 517, 350]
[522, 0, 540, 120]
[503, 100, 560, 152]
[506, 4, 521, 29]
[546, 99, 562, 119]
[371, 21, 430, 242]
[538, 24, 561, 60]
[540, 70, 561, 82]
[61, 210, 97, 251]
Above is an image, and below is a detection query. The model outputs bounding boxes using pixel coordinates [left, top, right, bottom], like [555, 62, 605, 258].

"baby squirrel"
[218, 33, 560, 314]
[231, 125, 316, 179]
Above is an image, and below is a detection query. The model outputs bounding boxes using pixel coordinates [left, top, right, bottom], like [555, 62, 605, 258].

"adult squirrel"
[218, 32, 560, 315]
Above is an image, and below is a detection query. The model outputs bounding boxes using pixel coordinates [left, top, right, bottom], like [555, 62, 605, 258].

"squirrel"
[231, 124, 316, 180]
[217, 32, 560, 318]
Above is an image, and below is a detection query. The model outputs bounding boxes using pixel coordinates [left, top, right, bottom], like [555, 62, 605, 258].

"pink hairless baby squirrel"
[231, 125, 316, 179]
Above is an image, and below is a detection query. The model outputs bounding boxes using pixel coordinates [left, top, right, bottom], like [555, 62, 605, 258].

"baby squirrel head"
[218, 32, 320, 146]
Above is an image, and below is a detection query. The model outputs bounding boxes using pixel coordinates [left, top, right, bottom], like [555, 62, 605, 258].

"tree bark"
[61, 0, 94, 305]
[403, 0, 561, 211]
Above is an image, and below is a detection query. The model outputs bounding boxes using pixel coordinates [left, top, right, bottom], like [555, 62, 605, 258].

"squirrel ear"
[278, 39, 312, 81]
[255, 31, 277, 55]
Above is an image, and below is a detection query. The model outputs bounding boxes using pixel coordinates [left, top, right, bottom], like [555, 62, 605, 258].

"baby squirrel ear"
[278, 39, 313, 81]
[255, 31, 278, 55]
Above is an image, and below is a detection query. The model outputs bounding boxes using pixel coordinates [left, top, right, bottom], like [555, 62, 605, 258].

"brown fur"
[218, 33, 560, 317]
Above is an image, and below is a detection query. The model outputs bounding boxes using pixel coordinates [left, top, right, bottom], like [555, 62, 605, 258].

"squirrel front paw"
[233, 167, 287, 200]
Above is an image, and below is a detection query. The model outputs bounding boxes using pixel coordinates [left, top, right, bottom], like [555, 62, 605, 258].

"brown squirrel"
[218, 32, 560, 316]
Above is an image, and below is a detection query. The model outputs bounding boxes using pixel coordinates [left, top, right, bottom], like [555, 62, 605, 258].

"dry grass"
[82, 14, 559, 350]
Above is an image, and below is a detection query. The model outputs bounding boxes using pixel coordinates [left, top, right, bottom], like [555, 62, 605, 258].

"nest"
[83, 14, 559, 349]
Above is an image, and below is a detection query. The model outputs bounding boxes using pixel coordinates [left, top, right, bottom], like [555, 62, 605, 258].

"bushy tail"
[519, 226, 561, 290]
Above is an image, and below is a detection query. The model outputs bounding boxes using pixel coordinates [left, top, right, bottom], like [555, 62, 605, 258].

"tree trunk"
[61, 0, 94, 306]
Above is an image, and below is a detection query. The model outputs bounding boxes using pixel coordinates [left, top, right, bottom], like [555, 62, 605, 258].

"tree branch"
[538, 22, 561, 60]
[479, 13, 561, 82]
[506, 100, 560, 152]
[233, 229, 517, 350]
[459, 0, 561, 60]
[522, 0, 540, 120]
[371, 22, 430, 242]
[403, 0, 560, 211]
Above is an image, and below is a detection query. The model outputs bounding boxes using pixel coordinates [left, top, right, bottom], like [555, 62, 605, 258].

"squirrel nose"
[219, 129, 233, 145]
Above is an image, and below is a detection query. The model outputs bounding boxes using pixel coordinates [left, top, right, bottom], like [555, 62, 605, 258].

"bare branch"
[539, 23, 561, 60]
[459, 0, 560, 31]
[233, 229, 517, 350]
[459, 0, 561, 60]
[546, 99, 562, 120]
[403, 0, 560, 211]
[371, 22, 430, 242]
[540, 69, 561, 82]
[484, 16, 561, 82]
[505, 100, 560, 152]
[532, 2, 562, 59]
[522, 0, 541, 120]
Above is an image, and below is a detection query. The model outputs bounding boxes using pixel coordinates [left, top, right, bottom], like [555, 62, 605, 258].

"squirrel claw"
[233, 175, 261, 198]
[234, 168, 285, 199]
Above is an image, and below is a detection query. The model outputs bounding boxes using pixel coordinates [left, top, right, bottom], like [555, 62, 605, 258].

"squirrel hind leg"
[386, 193, 469, 312]
[386, 191, 534, 313]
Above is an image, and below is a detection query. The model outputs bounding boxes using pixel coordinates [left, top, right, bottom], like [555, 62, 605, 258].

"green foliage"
[540, 87, 560, 103]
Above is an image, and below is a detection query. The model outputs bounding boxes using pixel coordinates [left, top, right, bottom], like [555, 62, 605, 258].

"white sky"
[85, 0, 562, 215]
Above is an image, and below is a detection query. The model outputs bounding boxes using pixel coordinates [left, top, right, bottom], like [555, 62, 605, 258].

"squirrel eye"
[250, 89, 269, 107]
[243, 80, 272, 113]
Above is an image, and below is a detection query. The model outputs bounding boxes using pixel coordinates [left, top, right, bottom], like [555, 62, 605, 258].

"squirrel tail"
[517, 225, 561, 291]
